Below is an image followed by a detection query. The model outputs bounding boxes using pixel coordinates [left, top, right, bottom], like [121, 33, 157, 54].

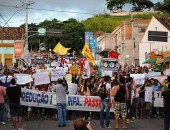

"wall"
[140, 16, 170, 65]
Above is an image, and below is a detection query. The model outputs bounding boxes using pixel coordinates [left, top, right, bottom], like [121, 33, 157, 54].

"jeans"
[126, 100, 132, 119]
[164, 114, 170, 130]
[0, 103, 4, 122]
[57, 103, 67, 126]
[100, 99, 110, 127]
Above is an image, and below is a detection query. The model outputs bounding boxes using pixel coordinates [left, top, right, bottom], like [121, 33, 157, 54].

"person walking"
[53, 78, 67, 127]
[113, 76, 129, 129]
[6, 78, 24, 130]
[98, 76, 111, 128]
[162, 84, 170, 130]
[0, 80, 6, 125]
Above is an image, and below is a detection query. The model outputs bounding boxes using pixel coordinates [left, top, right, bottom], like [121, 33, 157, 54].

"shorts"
[9, 103, 22, 117]
[115, 102, 127, 118]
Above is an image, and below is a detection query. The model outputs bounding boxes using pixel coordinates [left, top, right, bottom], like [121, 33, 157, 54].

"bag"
[98, 83, 107, 99]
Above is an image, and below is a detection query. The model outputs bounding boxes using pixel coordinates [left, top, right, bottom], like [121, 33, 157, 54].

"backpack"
[98, 83, 107, 99]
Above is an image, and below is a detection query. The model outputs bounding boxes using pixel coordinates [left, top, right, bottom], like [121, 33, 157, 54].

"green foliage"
[60, 18, 85, 53]
[82, 14, 152, 33]
[106, 0, 128, 10]
[154, 1, 170, 12]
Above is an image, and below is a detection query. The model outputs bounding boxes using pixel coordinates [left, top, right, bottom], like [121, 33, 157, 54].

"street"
[0, 118, 164, 130]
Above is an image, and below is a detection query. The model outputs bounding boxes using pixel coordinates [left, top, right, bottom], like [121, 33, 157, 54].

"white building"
[139, 16, 170, 66]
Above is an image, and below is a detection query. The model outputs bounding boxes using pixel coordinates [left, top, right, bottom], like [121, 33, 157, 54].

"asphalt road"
[0, 118, 164, 130]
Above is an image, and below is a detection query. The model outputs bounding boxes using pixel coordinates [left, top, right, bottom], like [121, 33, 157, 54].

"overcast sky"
[0, 0, 163, 27]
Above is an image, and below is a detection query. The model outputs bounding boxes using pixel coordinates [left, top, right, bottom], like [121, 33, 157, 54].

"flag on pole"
[82, 43, 95, 65]
[53, 42, 70, 55]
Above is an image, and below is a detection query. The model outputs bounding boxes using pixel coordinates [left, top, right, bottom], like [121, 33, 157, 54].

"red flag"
[109, 50, 119, 59]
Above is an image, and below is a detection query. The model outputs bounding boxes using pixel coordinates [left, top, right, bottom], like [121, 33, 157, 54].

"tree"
[154, 1, 170, 12]
[130, 0, 154, 11]
[60, 18, 85, 54]
[106, 0, 128, 11]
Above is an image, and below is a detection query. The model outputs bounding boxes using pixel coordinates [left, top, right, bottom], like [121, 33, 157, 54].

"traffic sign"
[38, 28, 46, 36]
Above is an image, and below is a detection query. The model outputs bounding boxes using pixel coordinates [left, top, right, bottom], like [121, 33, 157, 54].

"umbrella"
[143, 58, 156, 64]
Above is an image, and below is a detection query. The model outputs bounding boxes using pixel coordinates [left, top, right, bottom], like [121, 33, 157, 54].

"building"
[0, 27, 24, 68]
[139, 16, 170, 66]
[110, 19, 150, 65]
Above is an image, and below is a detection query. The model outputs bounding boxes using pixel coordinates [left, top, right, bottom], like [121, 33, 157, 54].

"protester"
[98, 76, 111, 128]
[126, 77, 136, 123]
[0, 80, 6, 125]
[53, 78, 67, 127]
[161, 84, 170, 130]
[113, 75, 129, 129]
[74, 118, 93, 130]
[6, 78, 24, 130]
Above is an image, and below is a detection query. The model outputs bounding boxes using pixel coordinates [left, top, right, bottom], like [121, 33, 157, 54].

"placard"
[130, 74, 145, 85]
[15, 74, 32, 85]
[154, 91, 163, 107]
[145, 87, 153, 102]
[33, 72, 50, 85]
[68, 82, 77, 95]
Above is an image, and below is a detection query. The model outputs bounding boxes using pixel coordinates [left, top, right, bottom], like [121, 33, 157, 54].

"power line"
[0, 4, 97, 15]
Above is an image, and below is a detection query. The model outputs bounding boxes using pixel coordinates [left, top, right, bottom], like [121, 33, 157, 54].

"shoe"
[131, 119, 135, 122]
[63, 124, 66, 127]
[83, 117, 86, 120]
[0, 122, 6, 125]
[105, 125, 112, 128]
[100, 126, 104, 128]
[132, 117, 135, 120]
[58, 125, 63, 127]
[126, 119, 131, 124]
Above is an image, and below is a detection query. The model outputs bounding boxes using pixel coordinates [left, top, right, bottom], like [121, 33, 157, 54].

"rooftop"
[155, 17, 170, 30]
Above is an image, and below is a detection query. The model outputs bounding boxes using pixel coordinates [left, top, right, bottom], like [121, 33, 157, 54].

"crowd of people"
[0, 59, 170, 130]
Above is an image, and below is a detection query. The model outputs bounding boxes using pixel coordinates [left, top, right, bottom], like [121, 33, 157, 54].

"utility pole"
[131, 13, 135, 65]
[24, 0, 35, 51]
[25, 0, 28, 50]
[122, 21, 126, 70]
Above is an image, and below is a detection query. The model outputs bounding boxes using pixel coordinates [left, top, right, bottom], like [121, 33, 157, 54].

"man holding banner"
[53, 78, 67, 127]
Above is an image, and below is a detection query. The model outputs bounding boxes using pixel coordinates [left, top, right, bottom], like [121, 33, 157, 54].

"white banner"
[154, 91, 164, 107]
[33, 73, 50, 85]
[147, 72, 161, 77]
[20, 88, 115, 112]
[130, 74, 145, 85]
[15, 74, 32, 85]
[0, 75, 12, 83]
[145, 87, 153, 102]
[21, 88, 54, 108]
[149, 75, 167, 83]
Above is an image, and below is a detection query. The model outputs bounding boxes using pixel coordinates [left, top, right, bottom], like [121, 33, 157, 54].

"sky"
[0, 0, 163, 27]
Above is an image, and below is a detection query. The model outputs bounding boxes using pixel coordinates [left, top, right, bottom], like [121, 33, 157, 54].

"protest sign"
[145, 87, 153, 102]
[33, 72, 50, 85]
[15, 74, 32, 85]
[154, 91, 164, 107]
[20, 88, 115, 112]
[66, 74, 72, 82]
[0, 75, 12, 83]
[44, 64, 50, 68]
[130, 74, 145, 85]
[50, 67, 66, 81]
[68, 82, 77, 95]
[147, 72, 161, 77]
[148, 75, 167, 83]
[102, 70, 112, 77]
[166, 69, 170, 76]
[69, 65, 80, 75]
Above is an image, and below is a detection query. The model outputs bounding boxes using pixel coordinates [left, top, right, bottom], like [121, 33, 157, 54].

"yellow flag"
[82, 43, 95, 65]
[53, 42, 70, 55]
